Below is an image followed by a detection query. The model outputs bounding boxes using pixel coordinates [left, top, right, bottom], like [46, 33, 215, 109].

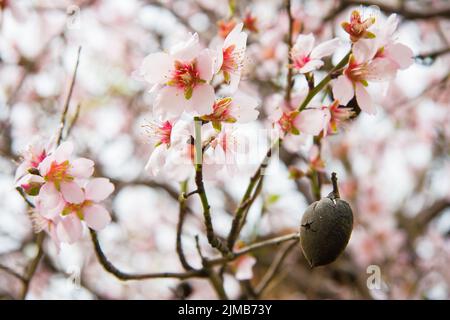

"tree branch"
[176, 180, 195, 271]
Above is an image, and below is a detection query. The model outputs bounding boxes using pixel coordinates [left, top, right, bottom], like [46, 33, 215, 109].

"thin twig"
[19, 232, 45, 300]
[227, 139, 280, 250]
[0, 264, 26, 282]
[254, 240, 297, 297]
[56, 46, 82, 146]
[90, 229, 205, 280]
[193, 118, 230, 256]
[64, 103, 81, 139]
[176, 180, 195, 271]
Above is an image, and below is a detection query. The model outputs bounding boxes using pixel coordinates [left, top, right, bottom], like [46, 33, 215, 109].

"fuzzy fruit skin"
[300, 197, 353, 267]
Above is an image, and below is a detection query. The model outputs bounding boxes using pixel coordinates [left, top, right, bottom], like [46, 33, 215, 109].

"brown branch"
[0, 264, 26, 282]
[324, 0, 450, 22]
[19, 232, 45, 299]
[89, 229, 205, 280]
[254, 240, 297, 297]
[227, 139, 279, 250]
[176, 180, 195, 271]
[193, 118, 230, 256]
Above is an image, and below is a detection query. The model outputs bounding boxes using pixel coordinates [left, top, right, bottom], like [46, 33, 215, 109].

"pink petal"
[54, 141, 74, 163]
[310, 38, 340, 59]
[145, 145, 167, 176]
[60, 181, 84, 204]
[332, 75, 354, 105]
[355, 83, 375, 114]
[224, 23, 244, 48]
[83, 204, 111, 231]
[39, 182, 63, 210]
[38, 155, 54, 176]
[197, 49, 214, 82]
[388, 43, 413, 69]
[292, 33, 315, 58]
[170, 33, 200, 61]
[299, 59, 324, 73]
[353, 40, 377, 63]
[85, 178, 114, 202]
[140, 52, 173, 84]
[153, 86, 187, 118]
[68, 158, 94, 178]
[187, 84, 215, 115]
[56, 214, 83, 244]
[294, 108, 330, 136]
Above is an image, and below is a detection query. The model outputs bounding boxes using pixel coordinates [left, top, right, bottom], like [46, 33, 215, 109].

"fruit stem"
[331, 172, 340, 199]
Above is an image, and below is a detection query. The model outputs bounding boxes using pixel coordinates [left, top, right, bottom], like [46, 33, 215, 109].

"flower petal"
[355, 82, 375, 114]
[140, 52, 173, 84]
[68, 158, 94, 178]
[332, 75, 354, 105]
[83, 204, 111, 231]
[235, 255, 256, 280]
[85, 178, 115, 202]
[187, 84, 215, 115]
[60, 181, 84, 204]
[39, 182, 63, 210]
[170, 33, 200, 61]
[197, 49, 214, 82]
[54, 141, 74, 163]
[310, 38, 340, 59]
[387, 43, 413, 69]
[292, 33, 315, 58]
[153, 86, 188, 118]
[299, 59, 324, 73]
[294, 107, 330, 136]
[56, 214, 83, 244]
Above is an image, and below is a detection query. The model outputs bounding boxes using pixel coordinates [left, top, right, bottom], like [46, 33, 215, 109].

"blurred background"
[0, 0, 449, 299]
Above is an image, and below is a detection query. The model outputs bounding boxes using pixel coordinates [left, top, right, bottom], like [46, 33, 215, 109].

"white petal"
[153, 86, 188, 118]
[224, 23, 244, 48]
[355, 83, 375, 114]
[68, 158, 94, 178]
[332, 75, 354, 105]
[187, 84, 215, 115]
[388, 43, 413, 69]
[197, 49, 214, 82]
[310, 38, 341, 59]
[54, 141, 73, 163]
[292, 33, 315, 58]
[299, 59, 324, 73]
[170, 33, 200, 61]
[83, 204, 111, 231]
[85, 178, 114, 202]
[56, 214, 83, 244]
[140, 52, 173, 84]
[60, 181, 85, 204]
[294, 108, 330, 136]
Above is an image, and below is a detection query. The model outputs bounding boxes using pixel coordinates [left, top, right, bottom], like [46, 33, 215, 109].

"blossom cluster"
[15, 140, 114, 250]
[138, 23, 260, 180]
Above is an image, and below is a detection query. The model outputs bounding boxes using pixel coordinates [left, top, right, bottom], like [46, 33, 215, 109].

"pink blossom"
[33, 178, 114, 246]
[38, 141, 94, 205]
[332, 43, 398, 114]
[215, 23, 248, 91]
[139, 33, 216, 118]
[291, 33, 340, 73]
